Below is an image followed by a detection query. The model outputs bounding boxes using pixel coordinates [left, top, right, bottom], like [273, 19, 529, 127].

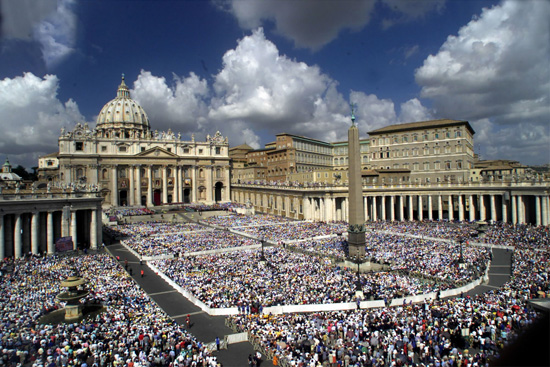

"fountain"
[57, 275, 89, 321]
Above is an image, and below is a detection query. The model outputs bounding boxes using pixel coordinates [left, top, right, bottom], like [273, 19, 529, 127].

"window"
[434, 161, 441, 170]
[413, 162, 419, 171]
[423, 162, 430, 171]
[445, 161, 452, 170]
[101, 146, 107, 152]
[198, 149, 203, 154]
[119, 146, 127, 152]
[456, 130, 462, 137]
[75, 142, 83, 151]
[184, 148, 189, 154]
[457, 161, 463, 169]
[435, 133, 439, 139]
[215, 147, 221, 155]
[141, 147, 145, 152]
[47, 161, 53, 166]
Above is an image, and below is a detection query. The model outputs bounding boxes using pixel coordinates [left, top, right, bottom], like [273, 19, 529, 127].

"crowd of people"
[201, 213, 291, 229]
[0, 253, 219, 367]
[152, 246, 463, 309]
[121, 227, 260, 257]
[228, 232, 548, 366]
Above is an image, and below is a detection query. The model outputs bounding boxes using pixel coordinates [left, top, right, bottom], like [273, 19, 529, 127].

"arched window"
[199, 169, 205, 178]
[76, 168, 84, 178]
[102, 169, 108, 179]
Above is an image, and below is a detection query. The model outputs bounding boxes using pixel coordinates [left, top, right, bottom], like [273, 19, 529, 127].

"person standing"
[140, 269, 144, 278]
[215, 336, 220, 351]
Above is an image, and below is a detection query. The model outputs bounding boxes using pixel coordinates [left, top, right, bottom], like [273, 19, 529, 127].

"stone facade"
[39, 76, 231, 208]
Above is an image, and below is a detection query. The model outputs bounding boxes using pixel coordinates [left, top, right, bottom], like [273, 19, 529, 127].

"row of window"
[75, 142, 222, 155]
[372, 130, 464, 146]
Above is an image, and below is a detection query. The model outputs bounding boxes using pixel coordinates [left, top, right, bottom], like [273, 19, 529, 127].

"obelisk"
[347, 104, 366, 259]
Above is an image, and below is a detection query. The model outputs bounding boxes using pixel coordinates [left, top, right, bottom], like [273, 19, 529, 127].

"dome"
[96, 75, 150, 132]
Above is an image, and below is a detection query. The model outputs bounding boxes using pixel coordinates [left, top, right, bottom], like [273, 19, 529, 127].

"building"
[0, 158, 22, 189]
[367, 119, 475, 184]
[38, 76, 231, 207]
[230, 119, 550, 226]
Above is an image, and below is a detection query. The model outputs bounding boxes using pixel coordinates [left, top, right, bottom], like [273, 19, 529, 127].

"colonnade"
[0, 197, 102, 259]
[231, 186, 550, 226]
[106, 163, 230, 207]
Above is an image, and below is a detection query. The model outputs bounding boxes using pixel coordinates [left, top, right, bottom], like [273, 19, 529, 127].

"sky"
[0, 0, 549, 170]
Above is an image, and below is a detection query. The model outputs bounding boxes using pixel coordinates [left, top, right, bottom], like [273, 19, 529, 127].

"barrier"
[225, 332, 248, 344]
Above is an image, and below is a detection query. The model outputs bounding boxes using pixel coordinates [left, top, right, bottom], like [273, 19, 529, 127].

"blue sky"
[0, 0, 549, 169]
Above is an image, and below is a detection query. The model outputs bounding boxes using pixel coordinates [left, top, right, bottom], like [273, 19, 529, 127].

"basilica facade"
[39, 76, 230, 208]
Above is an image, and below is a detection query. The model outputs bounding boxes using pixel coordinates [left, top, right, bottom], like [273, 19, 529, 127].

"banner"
[55, 236, 73, 252]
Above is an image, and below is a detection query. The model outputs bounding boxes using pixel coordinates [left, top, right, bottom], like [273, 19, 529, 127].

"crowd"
[104, 208, 155, 218]
[238, 222, 349, 243]
[122, 228, 260, 257]
[228, 236, 548, 366]
[0, 253, 218, 367]
[152, 248, 454, 309]
[201, 213, 291, 229]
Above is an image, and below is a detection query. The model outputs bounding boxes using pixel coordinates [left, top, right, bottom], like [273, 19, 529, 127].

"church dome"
[96, 75, 150, 132]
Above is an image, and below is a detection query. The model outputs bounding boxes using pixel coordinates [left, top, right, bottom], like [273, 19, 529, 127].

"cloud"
[398, 98, 433, 123]
[130, 70, 210, 136]
[415, 0, 550, 164]
[130, 28, 428, 148]
[0, 0, 57, 40]
[0, 72, 84, 168]
[0, 0, 77, 69]
[221, 0, 376, 50]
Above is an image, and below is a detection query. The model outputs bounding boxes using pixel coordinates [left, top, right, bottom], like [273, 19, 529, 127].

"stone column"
[469, 195, 475, 222]
[480, 195, 486, 221]
[364, 197, 369, 221]
[147, 165, 153, 206]
[71, 210, 77, 250]
[390, 195, 395, 221]
[448, 195, 454, 221]
[408, 195, 414, 221]
[135, 165, 142, 206]
[0, 215, 4, 260]
[542, 195, 549, 226]
[438, 195, 443, 220]
[31, 212, 39, 255]
[14, 213, 22, 259]
[191, 166, 197, 202]
[511, 195, 517, 224]
[47, 211, 54, 255]
[380, 196, 386, 221]
[490, 194, 497, 223]
[206, 166, 213, 203]
[399, 195, 404, 221]
[90, 209, 98, 250]
[162, 166, 168, 204]
[428, 195, 433, 221]
[129, 166, 135, 206]
[175, 166, 180, 203]
[111, 165, 118, 206]
[372, 196, 377, 221]
[518, 195, 525, 224]
[418, 195, 423, 222]
[535, 196, 541, 226]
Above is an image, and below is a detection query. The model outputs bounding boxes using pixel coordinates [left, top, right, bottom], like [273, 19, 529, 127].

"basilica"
[38, 76, 230, 208]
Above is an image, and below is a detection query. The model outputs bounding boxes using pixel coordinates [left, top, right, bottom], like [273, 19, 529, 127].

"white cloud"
[0, 0, 77, 69]
[398, 98, 432, 123]
[0, 0, 57, 40]
[221, 0, 376, 50]
[0, 72, 84, 168]
[33, 0, 77, 69]
[415, 0, 550, 164]
[130, 70, 210, 136]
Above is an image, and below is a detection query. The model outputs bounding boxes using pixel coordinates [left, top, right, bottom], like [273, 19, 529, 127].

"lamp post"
[259, 226, 266, 265]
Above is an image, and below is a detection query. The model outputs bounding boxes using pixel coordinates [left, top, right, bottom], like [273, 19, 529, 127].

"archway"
[183, 188, 190, 204]
[119, 190, 128, 207]
[153, 190, 161, 206]
[214, 182, 223, 202]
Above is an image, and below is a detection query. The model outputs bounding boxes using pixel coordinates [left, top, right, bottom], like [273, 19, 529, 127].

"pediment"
[136, 147, 178, 158]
